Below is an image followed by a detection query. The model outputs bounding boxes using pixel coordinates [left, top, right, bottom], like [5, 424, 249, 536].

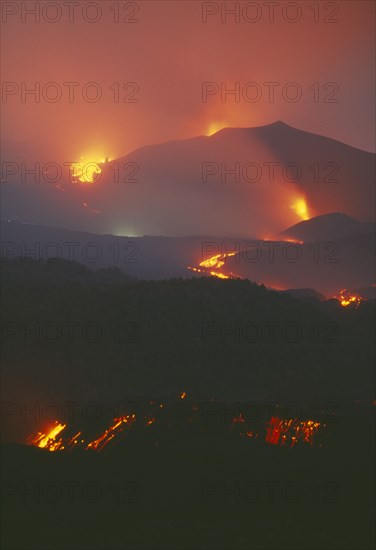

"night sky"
[2, 0, 374, 162]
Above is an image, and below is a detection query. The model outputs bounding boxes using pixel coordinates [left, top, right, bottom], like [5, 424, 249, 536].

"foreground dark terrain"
[1, 259, 375, 549]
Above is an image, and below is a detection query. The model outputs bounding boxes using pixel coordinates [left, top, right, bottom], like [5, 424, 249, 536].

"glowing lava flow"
[71, 156, 111, 183]
[26, 398, 326, 453]
[27, 416, 136, 453]
[280, 238, 304, 245]
[86, 415, 136, 451]
[188, 252, 241, 279]
[200, 252, 236, 269]
[334, 289, 365, 308]
[27, 421, 67, 452]
[265, 417, 321, 447]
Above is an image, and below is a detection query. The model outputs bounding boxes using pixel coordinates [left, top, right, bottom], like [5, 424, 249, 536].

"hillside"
[2, 122, 374, 237]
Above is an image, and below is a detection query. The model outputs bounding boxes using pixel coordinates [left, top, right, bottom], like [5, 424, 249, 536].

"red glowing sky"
[1, 0, 375, 163]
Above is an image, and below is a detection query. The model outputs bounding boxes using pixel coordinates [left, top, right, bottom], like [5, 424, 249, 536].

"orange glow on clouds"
[291, 197, 310, 221]
[206, 122, 228, 136]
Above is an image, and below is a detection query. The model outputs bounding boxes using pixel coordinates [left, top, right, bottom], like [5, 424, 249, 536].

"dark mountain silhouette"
[1, 257, 374, 408]
[279, 288, 326, 302]
[281, 212, 375, 241]
[1, 216, 374, 296]
[0, 256, 136, 285]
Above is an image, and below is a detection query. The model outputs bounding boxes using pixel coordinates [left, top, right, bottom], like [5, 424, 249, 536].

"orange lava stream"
[188, 251, 241, 279]
[86, 415, 136, 451]
[27, 407, 324, 453]
[265, 417, 321, 447]
[334, 289, 365, 308]
[27, 421, 67, 452]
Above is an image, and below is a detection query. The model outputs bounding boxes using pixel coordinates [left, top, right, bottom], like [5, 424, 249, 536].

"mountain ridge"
[281, 212, 375, 241]
[2, 122, 375, 237]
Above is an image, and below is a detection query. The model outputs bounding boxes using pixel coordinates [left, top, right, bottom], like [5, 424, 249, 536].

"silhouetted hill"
[281, 212, 375, 241]
[0, 256, 136, 285]
[279, 288, 326, 302]
[1, 219, 374, 296]
[1, 257, 374, 416]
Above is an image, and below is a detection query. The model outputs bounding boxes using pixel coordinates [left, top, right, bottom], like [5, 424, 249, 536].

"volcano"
[2, 122, 375, 238]
[280, 212, 375, 242]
